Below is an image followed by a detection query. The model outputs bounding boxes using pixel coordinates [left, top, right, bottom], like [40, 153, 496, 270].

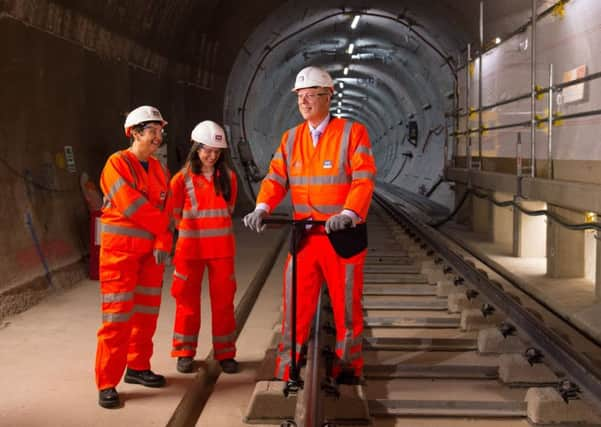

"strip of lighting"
[347, 43, 354, 54]
[339, 82, 344, 89]
[350, 15, 361, 30]
[343, 67, 349, 75]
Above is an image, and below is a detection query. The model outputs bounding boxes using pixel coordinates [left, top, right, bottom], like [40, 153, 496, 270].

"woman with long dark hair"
[169, 121, 239, 374]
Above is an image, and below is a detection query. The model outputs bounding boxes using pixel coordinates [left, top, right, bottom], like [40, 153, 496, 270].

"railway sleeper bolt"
[557, 379, 581, 403]
[498, 322, 517, 338]
[283, 379, 304, 397]
[466, 289, 479, 300]
[524, 347, 544, 365]
[454, 276, 465, 286]
[321, 377, 340, 398]
[481, 303, 495, 317]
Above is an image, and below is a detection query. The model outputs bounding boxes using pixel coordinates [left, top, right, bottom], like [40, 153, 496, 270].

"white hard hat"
[191, 120, 228, 149]
[292, 66, 334, 92]
[124, 105, 167, 137]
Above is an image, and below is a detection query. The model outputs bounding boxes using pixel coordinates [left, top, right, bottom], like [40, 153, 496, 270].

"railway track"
[173, 193, 601, 427]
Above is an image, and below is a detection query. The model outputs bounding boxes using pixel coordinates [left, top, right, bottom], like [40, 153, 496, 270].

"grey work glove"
[325, 213, 354, 234]
[153, 249, 171, 265]
[243, 209, 267, 233]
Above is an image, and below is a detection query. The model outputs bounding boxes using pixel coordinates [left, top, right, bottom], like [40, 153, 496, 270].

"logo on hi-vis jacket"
[323, 160, 333, 169]
[160, 191, 166, 201]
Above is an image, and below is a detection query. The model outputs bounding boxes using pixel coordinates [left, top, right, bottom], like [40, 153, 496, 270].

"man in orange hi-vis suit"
[243, 66, 376, 385]
[169, 121, 239, 375]
[95, 105, 173, 409]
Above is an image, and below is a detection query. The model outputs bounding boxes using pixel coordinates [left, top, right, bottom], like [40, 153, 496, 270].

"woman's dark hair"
[184, 142, 232, 202]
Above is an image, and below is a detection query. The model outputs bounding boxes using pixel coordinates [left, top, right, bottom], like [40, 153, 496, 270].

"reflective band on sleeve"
[173, 344, 196, 351]
[173, 332, 198, 343]
[102, 292, 134, 303]
[182, 208, 230, 219]
[213, 331, 237, 343]
[133, 304, 160, 315]
[354, 145, 373, 156]
[272, 151, 284, 161]
[135, 285, 162, 296]
[106, 177, 126, 201]
[289, 175, 350, 185]
[101, 223, 153, 239]
[102, 312, 132, 323]
[179, 227, 232, 238]
[123, 196, 146, 218]
[265, 172, 288, 188]
[174, 270, 188, 281]
[351, 171, 375, 180]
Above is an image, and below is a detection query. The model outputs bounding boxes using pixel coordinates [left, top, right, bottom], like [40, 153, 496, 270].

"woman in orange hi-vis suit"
[244, 66, 376, 386]
[95, 105, 173, 409]
[170, 121, 239, 375]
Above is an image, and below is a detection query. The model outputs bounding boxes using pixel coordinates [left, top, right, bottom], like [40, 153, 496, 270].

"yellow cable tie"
[553, 112, 563, 126]
[468, 107, 477, 119]
[552, 1, 566, 18]
[535, 85, 545, 100]
[481, 126, 488, 136]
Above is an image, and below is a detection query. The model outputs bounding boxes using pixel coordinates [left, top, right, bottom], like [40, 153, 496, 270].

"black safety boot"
[219, 358, 239, 374]
[177, 357, 194, 373]
[98, 387, 120, 409]
[124, 368, 166, 387]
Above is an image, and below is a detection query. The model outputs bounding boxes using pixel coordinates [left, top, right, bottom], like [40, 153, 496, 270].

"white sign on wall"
[561, 64, 587, 104]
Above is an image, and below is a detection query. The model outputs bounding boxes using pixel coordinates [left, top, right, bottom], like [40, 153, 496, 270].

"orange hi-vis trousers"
[274, 232, 366, 381]
[95, 248, 164, 390]
[170, 257, 237, 361]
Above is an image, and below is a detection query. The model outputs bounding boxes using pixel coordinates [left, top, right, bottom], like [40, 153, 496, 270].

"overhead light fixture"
[337, 108, 341, 114]
[350, 15, 361, 30]
[343, 67, 349, 75]
[338, 101, 342, 106]
[494, 37, 501, 45]
[339, 82, 344, 89]
[347, 43, 355, 54]
[338, 93, 343, 98]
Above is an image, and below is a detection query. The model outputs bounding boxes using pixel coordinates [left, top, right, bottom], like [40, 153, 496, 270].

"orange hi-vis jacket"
[100, 150, 172, 254]
[170, 168, 237, 259]
[257, 118, 376, 220]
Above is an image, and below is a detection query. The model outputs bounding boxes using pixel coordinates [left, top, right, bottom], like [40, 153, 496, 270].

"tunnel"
[3, 0, 601, 424]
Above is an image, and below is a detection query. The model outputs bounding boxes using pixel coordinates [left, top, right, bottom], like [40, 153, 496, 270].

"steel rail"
[374, 192, 601, 409]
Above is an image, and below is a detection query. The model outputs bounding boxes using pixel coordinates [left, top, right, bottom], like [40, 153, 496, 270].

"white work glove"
[325, 214, 354, 234]
[243, 209, 267, 233]
[153, 249, 171, 265]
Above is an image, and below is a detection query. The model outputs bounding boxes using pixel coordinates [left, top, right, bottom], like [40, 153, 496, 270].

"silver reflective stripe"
[182, 208, 229, 219]
[214, 346, 235, 355]
[94, 217, 102, 245]
[184, 171, 199, 212]
[312, 204, 343, 214]
[179, 227, 232, 238]
[272, 151, 284, 161]
[102, 292, 133, 303]
[352, 171, 375, 180]
[265, 172, 287, 188]
[285, 126, 297, 168]
[101, 223, 153, 239]
[123, 196, 146, 218]
[135, 285, 162, 296]
[107, 177, 126, 201]
[343, 263, 355, 361]
[134, 304, 160, 315]
[354, 145, 373, 156]
[174, 344, 196, 351]
[174, 332, 198, 343]
[338, 120, 353, 170]
[293, 204, 312, 214]
[289, 175, 350, 185]
[174, 270, 188, 281]
[213, 332, 236, 344]
[102, 312, 132, 323]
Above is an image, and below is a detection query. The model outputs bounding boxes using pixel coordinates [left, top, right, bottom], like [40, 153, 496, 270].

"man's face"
[133, 123, 164, 157]
[296, 87, 332, 123]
